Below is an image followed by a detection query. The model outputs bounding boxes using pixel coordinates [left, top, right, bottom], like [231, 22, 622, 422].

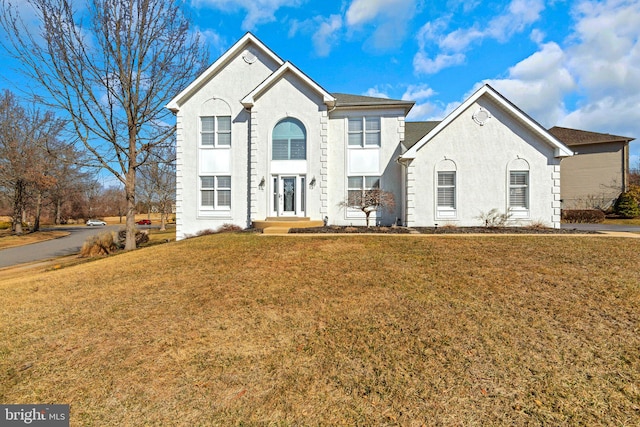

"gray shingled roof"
[548, 126, 634, 146]
[332, 93, 414, 113]
[403, 121, 440, 149]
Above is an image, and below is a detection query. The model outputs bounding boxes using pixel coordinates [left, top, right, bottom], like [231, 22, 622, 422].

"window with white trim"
[201, 116, 231, 147]
[437, 171, 456, 209]
[509, 171, 529, 209]
[272, 118, 306, 160]
[200, 176, 231, 209]
[348, 117, 380, 147]
[348, 175, 380, 201]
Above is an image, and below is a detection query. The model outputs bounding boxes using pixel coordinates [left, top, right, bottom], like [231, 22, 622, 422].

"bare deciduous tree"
[0, 89, 65, 233]
[137, 143, 175, 230]
[341, 188, 396, 228]
[1, 0, 208, 249]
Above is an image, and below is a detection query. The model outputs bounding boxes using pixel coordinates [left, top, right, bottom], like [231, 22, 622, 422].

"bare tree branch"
[0, 0, 208, 249]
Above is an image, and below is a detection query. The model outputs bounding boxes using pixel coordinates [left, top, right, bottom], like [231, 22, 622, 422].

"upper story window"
[348, 117, 380, 147]
[272, 118, 306, 160]
[201, 116, 231, 147]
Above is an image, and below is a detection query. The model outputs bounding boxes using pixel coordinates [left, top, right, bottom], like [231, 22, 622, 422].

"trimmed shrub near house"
[613, 191, 640, 218]
[561, 209, 605, 223]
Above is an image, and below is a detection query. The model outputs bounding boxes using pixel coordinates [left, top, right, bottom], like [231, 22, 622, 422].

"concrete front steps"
[253, 217, 324, 234]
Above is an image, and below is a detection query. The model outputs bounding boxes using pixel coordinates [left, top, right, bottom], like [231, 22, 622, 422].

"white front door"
[272, 175, 305, 217]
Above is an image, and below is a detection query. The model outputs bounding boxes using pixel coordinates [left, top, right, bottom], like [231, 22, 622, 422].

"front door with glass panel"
[272, 175, 305, 217]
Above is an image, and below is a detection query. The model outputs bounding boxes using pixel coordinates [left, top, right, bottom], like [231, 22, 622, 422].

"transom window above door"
[272, 118, 306, 160]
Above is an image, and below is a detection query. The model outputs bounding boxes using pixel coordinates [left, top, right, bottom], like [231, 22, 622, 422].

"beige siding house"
[549, 127, 635, 209]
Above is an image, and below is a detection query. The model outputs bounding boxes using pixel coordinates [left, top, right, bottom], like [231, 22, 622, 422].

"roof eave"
[241, 61, 336, 110]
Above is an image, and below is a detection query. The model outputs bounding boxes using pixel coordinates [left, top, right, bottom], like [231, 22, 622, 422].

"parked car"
[136, 219, 151, 225]
[86, 219, 107, 226]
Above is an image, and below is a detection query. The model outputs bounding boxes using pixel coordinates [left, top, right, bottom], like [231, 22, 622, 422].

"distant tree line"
[0, 89, 176, 233]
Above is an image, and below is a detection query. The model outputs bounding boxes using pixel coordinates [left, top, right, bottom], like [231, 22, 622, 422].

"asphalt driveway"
[561, 223, 640, 233]
[0, 225, 122, 269]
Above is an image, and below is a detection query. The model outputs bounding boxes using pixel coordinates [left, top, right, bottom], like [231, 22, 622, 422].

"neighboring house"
[166, 33, 574, 239]
[548, 127, 635, 209]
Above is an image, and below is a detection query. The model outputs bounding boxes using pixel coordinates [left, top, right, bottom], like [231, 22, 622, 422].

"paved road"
[561, 223, 640, 232]
[0, 225, 123, 269]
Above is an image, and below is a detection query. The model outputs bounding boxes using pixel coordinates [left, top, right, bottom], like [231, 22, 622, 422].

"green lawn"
[1, 234, 638, 425]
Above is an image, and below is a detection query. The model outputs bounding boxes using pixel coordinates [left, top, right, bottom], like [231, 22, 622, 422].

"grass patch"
[0, 230, 70, 250]
[0, 235, 639, 425]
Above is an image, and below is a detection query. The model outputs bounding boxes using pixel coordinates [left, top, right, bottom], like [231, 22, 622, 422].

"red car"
[136, 219, 151, 225]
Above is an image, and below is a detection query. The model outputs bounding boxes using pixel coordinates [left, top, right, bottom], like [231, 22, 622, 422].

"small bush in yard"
[614, 192, 640, 218]
[217, 223, 243, 233]
[476, 209, 512, 227]
[117, 229, 149, 248]
[562, 209, 605, 223]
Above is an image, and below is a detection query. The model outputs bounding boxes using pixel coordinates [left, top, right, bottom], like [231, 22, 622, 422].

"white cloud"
[345, 0, 417, 50]
[364, 87, 390, 98]
[403, 85, 438, 121]
[312, 15, 342, 57]
[483, 42, 575, 127]
[413, 0, 544, 74]
[476, 0, 640, 152]
[345, 0, 414, 26]
[192, 0, 304, 31]
[413, 51, 465, 74]
[402, 84, 436, 101]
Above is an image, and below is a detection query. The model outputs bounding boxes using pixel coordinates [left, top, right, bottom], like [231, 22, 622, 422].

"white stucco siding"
[408, 98, 561, 228]
[175, 45, 281, 239]
[327, 110, 405, 226]
[249, 72, 327, 220]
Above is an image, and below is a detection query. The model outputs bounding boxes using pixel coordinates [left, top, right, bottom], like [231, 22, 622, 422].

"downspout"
[396, 156, 410, 227]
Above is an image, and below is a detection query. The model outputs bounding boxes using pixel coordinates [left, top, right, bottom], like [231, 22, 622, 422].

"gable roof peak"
[166, 32, 284, 112]
[241, 60, 336, 109]
[401, 83, 573, 159]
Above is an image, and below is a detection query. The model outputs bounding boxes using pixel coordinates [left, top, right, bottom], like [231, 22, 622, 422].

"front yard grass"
[0, 234, 638, 425]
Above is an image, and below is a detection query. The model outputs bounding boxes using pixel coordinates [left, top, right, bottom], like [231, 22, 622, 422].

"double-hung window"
[348, 117, 380, 147]
[201, 116, 231, 147]
[509, 171, 529, 210]
[347, 176, 380, 201]
[201, 176, 231, 210]
[437, 171, 456, 218]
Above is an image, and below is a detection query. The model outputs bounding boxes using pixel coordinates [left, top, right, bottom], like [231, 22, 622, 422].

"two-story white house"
[167, 33, 573, 239]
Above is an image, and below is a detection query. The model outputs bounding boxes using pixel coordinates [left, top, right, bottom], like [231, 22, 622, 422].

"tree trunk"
[160, 210, 167, 231]
[33, 191, 42, 232]
[12, 180, 25, 235]
[124, 168, 137, 251]
[54, 198, 62, 225]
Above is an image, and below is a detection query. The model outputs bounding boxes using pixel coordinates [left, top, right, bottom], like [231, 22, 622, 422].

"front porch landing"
[253, 217, 324, 234]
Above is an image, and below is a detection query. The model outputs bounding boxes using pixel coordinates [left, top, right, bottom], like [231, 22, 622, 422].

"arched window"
[272, 118, 306, 160]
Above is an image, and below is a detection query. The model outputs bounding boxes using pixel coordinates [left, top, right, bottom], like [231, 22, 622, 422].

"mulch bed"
[289, 226, 598, 234]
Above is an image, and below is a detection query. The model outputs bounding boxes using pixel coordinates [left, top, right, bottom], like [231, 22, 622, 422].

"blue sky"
[185, 0, 640, 166]
[1, 0, 639, 169]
